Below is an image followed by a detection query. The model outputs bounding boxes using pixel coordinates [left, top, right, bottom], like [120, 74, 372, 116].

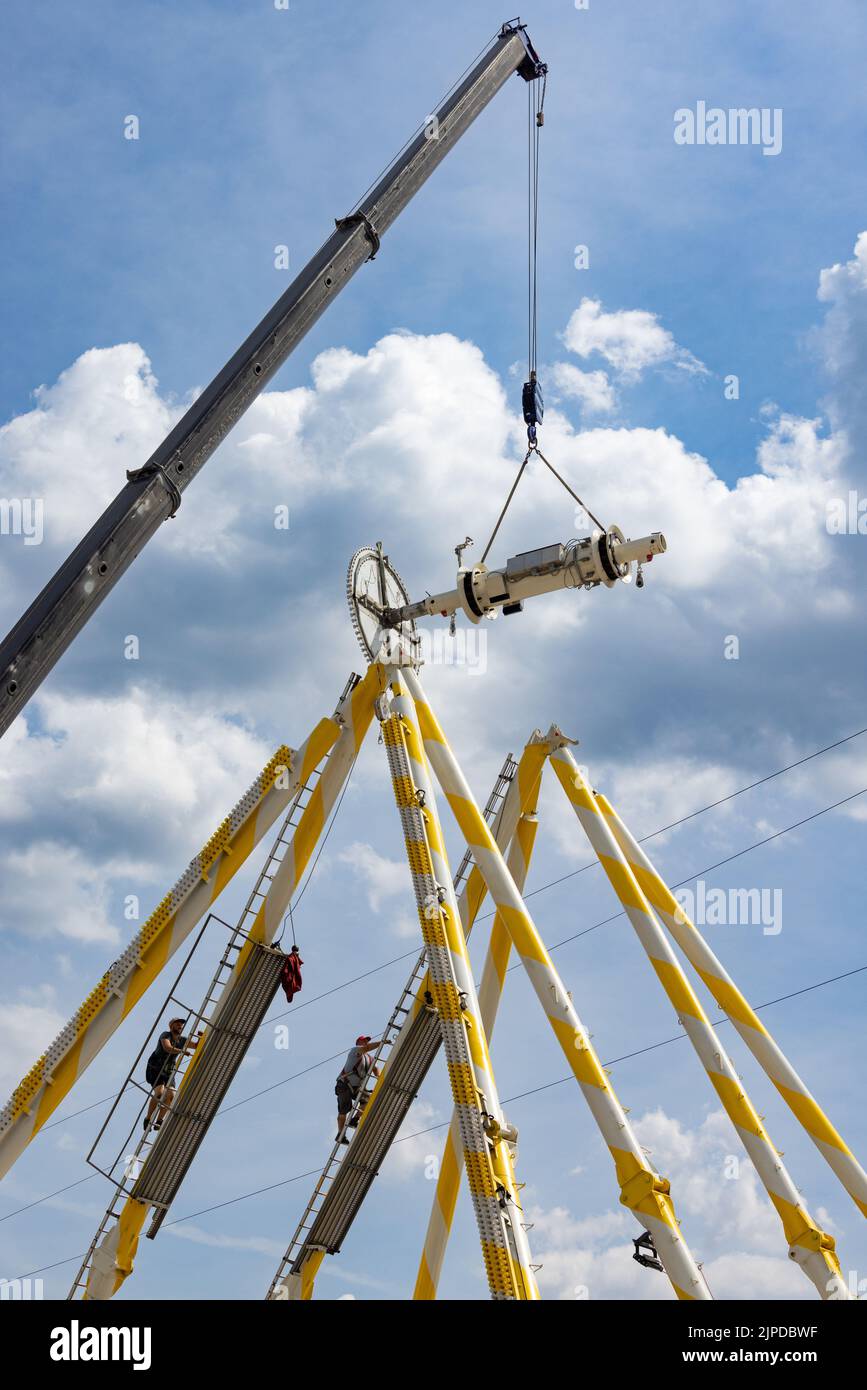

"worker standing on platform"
[143, 1018, 198, 1131]
[335, 1035, 381, 1143]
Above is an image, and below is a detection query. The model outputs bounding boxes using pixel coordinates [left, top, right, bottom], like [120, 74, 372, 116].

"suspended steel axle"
[394, 528, 666, 628]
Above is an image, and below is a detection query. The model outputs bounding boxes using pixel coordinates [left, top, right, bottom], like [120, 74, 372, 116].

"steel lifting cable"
[522, 72, 544, 443]
[527, 69, 546, 383]
[480, 68, 603, 562]
[480, 452, 530, 563]
[534, 444, 606, 533]
[479, 443, 606, 564]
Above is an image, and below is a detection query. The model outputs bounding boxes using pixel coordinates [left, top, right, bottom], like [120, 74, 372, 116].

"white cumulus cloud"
[562, 298, 708, 380]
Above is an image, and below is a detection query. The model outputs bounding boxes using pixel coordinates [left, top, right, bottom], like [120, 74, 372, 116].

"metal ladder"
[69, 746, 335, 1298]
[233, 755, 330, 946]
[452, 752, 517, 900]
[267, 948, 431, 1294]
[266, 753, 519, 1298]
[67, 912, 233, 1298]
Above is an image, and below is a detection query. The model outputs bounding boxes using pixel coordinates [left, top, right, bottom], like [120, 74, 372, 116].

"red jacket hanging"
[280, 949, 303, 1003]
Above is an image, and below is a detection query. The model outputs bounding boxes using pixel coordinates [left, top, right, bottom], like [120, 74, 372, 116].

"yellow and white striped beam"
[397, 756, 528, 1042]
[596, 789, 867, 1224]
[229, 666, 384, 962]
[402, 667, 711, 1302]
[351, 754, 529, 1144]
[415, 736, 547, 1300]
[382, 673, 538, 1300]
[81, 668, 384, 1301]
[0, 715, 341, 1180]
[272, 736, 533, 1303]
[550, 747, 849, 1300]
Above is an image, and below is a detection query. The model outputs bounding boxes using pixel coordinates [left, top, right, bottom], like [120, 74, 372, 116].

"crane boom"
[0, 20, 545, 738]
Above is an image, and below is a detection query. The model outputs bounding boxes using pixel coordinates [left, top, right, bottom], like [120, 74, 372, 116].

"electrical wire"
[10, 959, 866, 1280]
[508, 783, 867, 955]
[5, 789, 866, 1233]
[27, 721, 867, 1136]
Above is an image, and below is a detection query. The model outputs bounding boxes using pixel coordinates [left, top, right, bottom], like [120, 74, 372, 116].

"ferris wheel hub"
[346, 543, 419, 665]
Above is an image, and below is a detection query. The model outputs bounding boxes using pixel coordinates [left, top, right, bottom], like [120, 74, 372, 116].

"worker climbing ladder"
[267, 949, 433, 1299]
[67, 915, 223, 1301]
[71, 925, 289, 1300]
[0, 737, 310, 1180]
[67, 669, 382, 1298]
[267, 750, 524, 1299]
[401, 667, 712, 1300]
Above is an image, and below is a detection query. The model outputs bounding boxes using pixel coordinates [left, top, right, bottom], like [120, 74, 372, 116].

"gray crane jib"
[0, 21, 545, 738]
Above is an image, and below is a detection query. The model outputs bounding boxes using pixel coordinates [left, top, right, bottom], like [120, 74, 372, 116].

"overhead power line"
[7, 730, 866, 1251]
[5, 961, 865, 1245]
[30, 728, 867, 1138]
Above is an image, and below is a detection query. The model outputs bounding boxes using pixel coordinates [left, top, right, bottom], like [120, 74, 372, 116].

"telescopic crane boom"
[0, 20, 546, 739]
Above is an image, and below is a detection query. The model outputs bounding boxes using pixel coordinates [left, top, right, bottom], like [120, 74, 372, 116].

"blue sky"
[1, 0, 866, 1301]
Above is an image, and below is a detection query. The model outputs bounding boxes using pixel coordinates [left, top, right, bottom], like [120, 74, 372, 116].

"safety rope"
[273, 751, 359, 948]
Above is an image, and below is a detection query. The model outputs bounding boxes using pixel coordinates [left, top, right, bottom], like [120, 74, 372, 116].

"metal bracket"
[335, 212, 381, 260]
[632, 1229, 664, 1273]
[500, 18, 548, 81]
[126, 460, 182, 518]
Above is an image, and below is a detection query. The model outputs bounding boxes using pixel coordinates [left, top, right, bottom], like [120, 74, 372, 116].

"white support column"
[550, 745, 849, 1301]
[402, 666, 711, 1301]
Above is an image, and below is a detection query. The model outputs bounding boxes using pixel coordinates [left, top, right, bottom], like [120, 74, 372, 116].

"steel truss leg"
[415, 736, 547, 1299]
[0, 743, 311, 1181]
[382, 670, 539, 1299]
[549, 745, 850, 1300]
[402, 666, 711, 1301]
[273, 747, 533, 1301]
[79, 668, 383, 1300]
[595, 789, 867, 1224]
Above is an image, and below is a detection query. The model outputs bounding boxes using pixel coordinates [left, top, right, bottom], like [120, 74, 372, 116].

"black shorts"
[146, 1064, 175, 1091]
[335, 1079, 356, 1115]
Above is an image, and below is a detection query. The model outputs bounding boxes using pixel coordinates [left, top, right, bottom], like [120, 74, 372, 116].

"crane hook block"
[522, 375, 544, 442]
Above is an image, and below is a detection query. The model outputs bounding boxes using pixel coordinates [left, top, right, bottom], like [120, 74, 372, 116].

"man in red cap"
[335, 1035, 381, 1144]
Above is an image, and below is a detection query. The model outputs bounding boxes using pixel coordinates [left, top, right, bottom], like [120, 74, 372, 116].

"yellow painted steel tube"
[550, 748, 848, 1300]
[383, 673, 538, 1299]
[596, 789, 867, 1223]
[402, 668, 711, 1302]
[415, 739, 545, 1300]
